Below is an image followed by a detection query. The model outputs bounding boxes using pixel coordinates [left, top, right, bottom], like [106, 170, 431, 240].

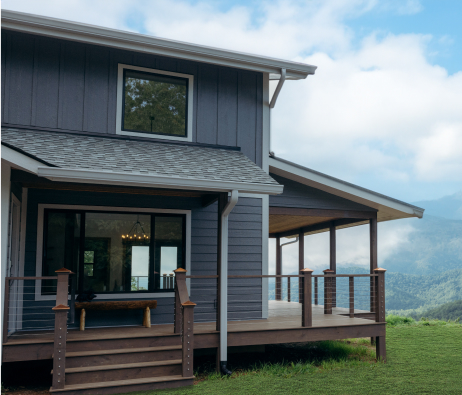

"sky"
[2, 0, 462, 273]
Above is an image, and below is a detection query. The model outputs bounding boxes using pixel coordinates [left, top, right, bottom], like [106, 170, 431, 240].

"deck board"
[4, 301, 375, 346]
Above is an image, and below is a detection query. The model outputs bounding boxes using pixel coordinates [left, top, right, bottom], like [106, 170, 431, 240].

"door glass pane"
[84, 213, 151, 293]
[42, 212, 81, 294]
[155, 216, 183, 290]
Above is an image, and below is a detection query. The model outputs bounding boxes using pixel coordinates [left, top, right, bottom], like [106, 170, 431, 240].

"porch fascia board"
[2, 10, 316, 80]
[269, 207, 377, 219]
[37, 166, 284, 195]
[269, 157, 424, 219]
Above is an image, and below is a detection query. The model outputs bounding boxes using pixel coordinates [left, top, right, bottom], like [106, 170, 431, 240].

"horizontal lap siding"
[1, 30, 263, 165]
[191, 197, 262, 322]
[269, 173, 374, 211]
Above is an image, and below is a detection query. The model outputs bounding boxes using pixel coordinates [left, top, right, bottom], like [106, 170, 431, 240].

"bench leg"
[144, 307, 151, 328]
[80, 309, 85, 331]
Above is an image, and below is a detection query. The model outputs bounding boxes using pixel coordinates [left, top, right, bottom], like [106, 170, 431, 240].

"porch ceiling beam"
[202, 194, 220, 208]
[269, 206, 377, 219]
[269, 218, 366, 238]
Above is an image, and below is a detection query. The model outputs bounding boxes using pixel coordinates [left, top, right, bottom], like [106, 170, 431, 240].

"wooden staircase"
[50, 334, 194, 395]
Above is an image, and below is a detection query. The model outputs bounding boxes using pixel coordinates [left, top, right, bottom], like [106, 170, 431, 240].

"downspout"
[269, 68, 286, 155]
[220, 189, 239, 375]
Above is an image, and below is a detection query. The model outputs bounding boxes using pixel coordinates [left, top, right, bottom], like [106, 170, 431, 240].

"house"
[1, 10, 424, 394]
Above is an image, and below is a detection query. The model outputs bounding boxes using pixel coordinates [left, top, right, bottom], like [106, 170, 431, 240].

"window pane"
[84, 213, 151, 293]
[155, 216, 183, 290]
[123, 70, 187, 137]
[43, 212, 81, 294]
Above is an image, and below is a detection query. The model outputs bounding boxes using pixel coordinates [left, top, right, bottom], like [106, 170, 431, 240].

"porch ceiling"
[269, 214, 336, 234]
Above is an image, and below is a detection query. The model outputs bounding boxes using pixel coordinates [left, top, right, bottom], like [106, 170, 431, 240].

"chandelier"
[122, 217, 149, 240]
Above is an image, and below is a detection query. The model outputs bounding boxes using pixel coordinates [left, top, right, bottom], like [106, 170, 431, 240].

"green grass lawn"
[136, 319, 462, 395]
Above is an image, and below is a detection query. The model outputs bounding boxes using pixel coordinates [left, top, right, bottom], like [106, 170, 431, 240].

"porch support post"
[298, 229, 304, 303]
[276, 236, 281, 300]
[1, 161, 11, 348]
[370, 218, 378, 312]
[329, 222, 336, 308]
[374, 268, 386, 362]
[217, 190, 238, 374]
[370, 217, 378, 345]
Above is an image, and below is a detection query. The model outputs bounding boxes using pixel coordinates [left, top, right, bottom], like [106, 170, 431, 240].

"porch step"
[56, 359, 183, 385]
[64, 345, 183, 368]
[66, 333, 181, 353]
[49, 375, 194, 395]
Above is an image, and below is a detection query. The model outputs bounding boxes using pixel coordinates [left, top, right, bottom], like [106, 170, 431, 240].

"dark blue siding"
[1, 30, 263, 166]
[23, 190, 263, 327]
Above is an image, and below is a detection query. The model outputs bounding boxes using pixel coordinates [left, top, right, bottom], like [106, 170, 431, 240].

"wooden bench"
[75, 300, 157, 331]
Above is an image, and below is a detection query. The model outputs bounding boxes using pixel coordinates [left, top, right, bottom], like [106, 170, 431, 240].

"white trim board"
[268, 157, 424, 222]
[1, 145, 44, 174]
[2, 10, 316, 80]
[116, 64, 194, 142]
[34, 204, 191, 301]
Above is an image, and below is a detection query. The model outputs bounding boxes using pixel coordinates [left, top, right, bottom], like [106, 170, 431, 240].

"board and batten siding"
[1, 30, 263, 165]
[22, 188, 263, 327]
[269, 174, 374, 211]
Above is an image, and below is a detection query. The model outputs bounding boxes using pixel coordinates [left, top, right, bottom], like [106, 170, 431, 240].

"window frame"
[116, 64, 194, 142]
[35, 204, 191, 301]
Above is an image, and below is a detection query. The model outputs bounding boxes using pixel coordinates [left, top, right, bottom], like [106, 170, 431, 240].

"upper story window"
[116, 64, 194, 141]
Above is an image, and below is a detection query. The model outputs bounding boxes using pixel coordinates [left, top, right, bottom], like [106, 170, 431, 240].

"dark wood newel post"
[301, 268, 313, 327]
[276, 236, 282, 300]
[374, 268, 386, 362]
[329, 222, 336, 308]
[52, 268, 72, 390]
[323, 269, 334, 314]
[181, 301, 196, 377]
[298, 230, 304, 303]
[174, 268, 187, 334]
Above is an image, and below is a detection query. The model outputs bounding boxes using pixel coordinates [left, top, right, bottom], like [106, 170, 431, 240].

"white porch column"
[218, 190, 238, 374]
[1, 160, 12, 359]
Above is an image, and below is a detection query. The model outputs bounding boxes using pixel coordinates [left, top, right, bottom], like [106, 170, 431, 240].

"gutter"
[37, 166, 283, 195]
[219, 190, 238, 375]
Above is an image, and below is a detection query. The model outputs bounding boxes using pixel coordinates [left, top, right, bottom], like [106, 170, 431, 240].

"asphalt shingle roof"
[2, 128, 279, 186]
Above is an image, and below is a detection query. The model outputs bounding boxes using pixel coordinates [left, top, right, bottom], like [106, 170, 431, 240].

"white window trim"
[116, 63, 194, 142]
[35, 204, 191, 301]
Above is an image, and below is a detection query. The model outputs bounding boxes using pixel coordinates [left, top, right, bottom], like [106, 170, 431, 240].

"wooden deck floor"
[4, 301, 376, 345]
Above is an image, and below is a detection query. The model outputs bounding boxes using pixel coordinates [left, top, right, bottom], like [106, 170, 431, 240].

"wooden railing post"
[287, 277, 291, 302]
[314, 277, 318, 305]
[349, 276, 354, 318]
[174, 268, 187, 334]
[301, 269, 313, 327]
[323, 269, 334, 314]
[374, 268, 386, 323]
[52, 268, 72, 391]
[181, 301, 196, 377]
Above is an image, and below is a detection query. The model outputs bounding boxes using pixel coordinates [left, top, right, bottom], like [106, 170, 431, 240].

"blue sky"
[3, 0, 462, 203]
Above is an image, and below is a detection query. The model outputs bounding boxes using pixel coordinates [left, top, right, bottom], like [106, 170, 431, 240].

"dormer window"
[116, 64, 193, 141]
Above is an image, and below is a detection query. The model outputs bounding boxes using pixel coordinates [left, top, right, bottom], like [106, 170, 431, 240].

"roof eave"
[268, 156, 424, 220]
[37, 166, 284, 195]
[1, 10, 317, 79]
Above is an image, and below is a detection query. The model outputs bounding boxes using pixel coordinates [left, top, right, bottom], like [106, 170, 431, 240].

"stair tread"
[65, 345, 182, 357]
[49, 375, 194, 392]
[63, 359, 182, 373]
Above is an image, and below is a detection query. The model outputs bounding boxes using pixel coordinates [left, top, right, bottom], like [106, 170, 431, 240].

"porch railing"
[181, 268, 386, 329]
